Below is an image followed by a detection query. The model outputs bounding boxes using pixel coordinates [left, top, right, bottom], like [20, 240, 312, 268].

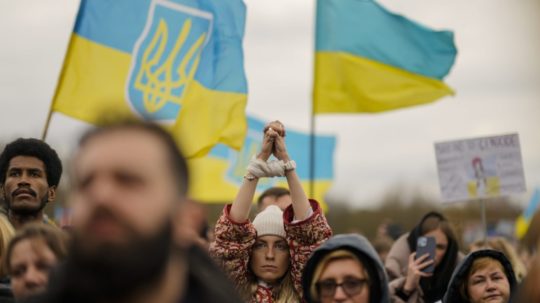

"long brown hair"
[242, 252, 300, 303]
[407, 212, 459, 303]
[240, 272, 300, 303]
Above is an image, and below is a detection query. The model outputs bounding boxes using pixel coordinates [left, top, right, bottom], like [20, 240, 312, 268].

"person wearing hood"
[469, 237, 527, 282]
[302, 234, 390, 303]
[443, 249, 517, 303]
[210, 121, 332, 302]
[385, 212, 463, 303]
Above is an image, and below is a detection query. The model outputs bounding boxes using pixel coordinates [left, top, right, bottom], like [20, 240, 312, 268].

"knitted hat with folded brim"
[253, 205, 286, 238]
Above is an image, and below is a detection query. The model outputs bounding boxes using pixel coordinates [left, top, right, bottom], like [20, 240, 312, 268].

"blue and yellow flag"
[314, 0, 457, 113]
[515, 188, 540, 239]
[52, 0, 248, 157]
[189, 115, 336, 209]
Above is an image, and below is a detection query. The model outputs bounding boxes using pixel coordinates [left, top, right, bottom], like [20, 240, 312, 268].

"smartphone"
[416, 236, 436, 273]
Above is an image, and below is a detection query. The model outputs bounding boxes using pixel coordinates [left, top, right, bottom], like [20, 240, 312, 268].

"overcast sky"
[1, 0, 539, 208]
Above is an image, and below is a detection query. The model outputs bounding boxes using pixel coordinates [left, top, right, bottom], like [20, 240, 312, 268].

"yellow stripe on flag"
[52, 34, 136, 123]
[314, 52, 454, 113]
[52, 35, 246, 158]
[174, 81, 247, 158]
[515, 215, 529, 239]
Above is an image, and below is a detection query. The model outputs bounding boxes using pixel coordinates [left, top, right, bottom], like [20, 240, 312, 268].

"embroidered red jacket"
[209, 200, 332, 303]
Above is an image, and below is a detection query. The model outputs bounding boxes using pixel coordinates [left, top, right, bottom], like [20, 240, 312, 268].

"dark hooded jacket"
[386, 211, 463, 303]
[442, 249, 517, 303]
[302, 234, 390, 303]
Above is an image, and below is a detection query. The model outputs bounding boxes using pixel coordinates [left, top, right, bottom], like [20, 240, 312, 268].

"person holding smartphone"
[385, 212, 463, 303]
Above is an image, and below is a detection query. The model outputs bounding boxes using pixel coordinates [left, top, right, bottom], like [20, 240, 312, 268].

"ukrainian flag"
[189, 115, 336, 209]
[314, 0, 457, 113]
[515, 188, 540, 239]
[52, 0, 248, 157]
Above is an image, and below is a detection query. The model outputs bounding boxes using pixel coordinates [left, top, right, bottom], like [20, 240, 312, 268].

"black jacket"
[23, 245, 243, 303]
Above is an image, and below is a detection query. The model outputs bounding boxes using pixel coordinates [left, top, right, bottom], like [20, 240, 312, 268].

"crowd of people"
[0, 119, 538, 303]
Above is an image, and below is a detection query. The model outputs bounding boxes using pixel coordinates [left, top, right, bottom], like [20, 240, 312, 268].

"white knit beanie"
[253, 205, 286, 238]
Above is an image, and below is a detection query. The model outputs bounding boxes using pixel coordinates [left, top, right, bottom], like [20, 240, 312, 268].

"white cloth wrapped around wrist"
[247, 158, 296, 178]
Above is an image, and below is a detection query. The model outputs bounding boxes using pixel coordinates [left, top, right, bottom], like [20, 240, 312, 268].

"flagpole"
[309, 0, 321, 199]
[41, 28, 74, 142]
[41, 107, 54, 141]
[309, 32, 315, 199]
[480, 198, 488, 246]
[309, 103, 316, 199]
[41, 1, 83, 142]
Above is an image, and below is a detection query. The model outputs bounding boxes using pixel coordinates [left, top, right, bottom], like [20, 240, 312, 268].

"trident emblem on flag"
[126, 1, 212, 121]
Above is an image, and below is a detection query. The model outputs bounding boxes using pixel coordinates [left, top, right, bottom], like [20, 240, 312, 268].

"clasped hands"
[258, 120, 289, 162]
[244, 121, 294, 180]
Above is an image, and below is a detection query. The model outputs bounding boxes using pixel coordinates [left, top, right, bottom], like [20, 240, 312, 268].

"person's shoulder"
[390, 233, 411, 254]
[0, 207, 8, 217]
[184, 245, 244, 303]
[385, 233, 411, 272]
[456, 250, 466, 263]
[17, 295, 44, 303]
[0, 282, 13, 303]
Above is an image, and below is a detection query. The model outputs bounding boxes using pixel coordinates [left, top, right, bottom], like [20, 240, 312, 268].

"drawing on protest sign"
[434, 133, 526, 202]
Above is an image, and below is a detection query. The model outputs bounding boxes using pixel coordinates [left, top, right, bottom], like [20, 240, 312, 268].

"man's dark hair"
[0, 138, 63, 187]
[79, 120, 189, 197]
[256, 187, 290, 207]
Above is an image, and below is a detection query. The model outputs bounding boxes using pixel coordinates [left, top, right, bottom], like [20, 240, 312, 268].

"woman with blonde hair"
[210, 121, 332, 302]
[302, 234, 390, 303]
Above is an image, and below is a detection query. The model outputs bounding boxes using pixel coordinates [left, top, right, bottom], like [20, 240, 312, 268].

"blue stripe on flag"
[74, 0, 247, 93]
[524, 188, 540, 219]
[315, 0, 456, 79]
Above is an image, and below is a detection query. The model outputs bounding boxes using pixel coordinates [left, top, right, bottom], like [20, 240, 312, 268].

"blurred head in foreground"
[36, 120, 241, 303]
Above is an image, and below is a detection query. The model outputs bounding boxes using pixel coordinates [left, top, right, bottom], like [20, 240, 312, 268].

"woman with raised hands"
[209, 120, 332, 303]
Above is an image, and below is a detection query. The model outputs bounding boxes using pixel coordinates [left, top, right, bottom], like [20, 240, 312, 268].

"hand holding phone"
[416, 236, 436, 273]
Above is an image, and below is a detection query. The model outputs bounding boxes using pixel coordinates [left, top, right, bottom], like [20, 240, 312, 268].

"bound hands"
[403, 252, 434, 294]
[233, 121, 294, 221]
[258, 121, 289, 162]
[255, 121, 308, 219]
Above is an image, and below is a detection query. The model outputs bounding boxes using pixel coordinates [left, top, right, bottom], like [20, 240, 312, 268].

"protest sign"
[435, 133, 526, 202]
